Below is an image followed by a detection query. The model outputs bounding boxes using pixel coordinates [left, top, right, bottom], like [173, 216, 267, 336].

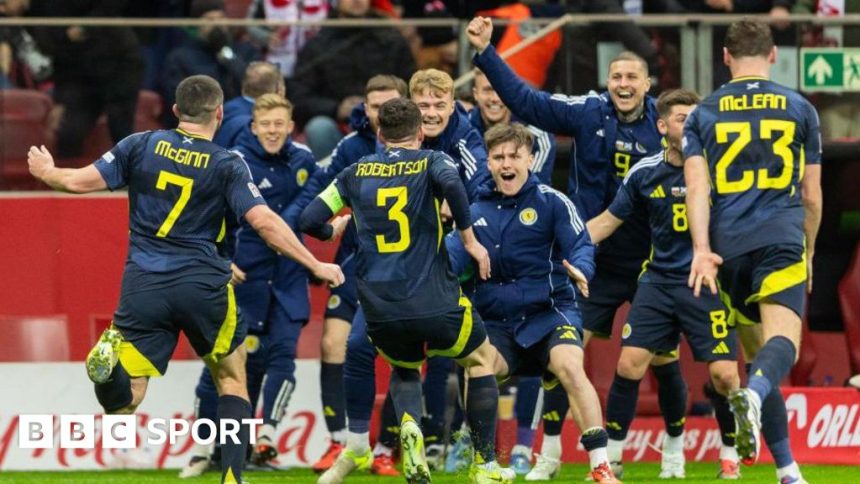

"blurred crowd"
[1, 0, 858, 164]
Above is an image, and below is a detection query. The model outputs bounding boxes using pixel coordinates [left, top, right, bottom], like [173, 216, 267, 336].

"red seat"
[839, 242, 860, 374]
[0, 314, 70, 361]
[0, 89, 54, 189]
[135, 90, 165, 132]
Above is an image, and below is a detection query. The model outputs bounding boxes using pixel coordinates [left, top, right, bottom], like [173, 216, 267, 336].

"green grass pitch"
[0, 463, 852, 483]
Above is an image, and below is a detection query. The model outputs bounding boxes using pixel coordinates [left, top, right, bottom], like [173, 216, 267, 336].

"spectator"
[564, 0, 662, 93]
[31, 0, 143, 160]
[289, 0, 416, 159]
[401, 0, 459, 74]
[0, 0, 51, 89]
[245, 0, 329, 77]
[213, 61, 285, 147]
[161, 0, 260, 127]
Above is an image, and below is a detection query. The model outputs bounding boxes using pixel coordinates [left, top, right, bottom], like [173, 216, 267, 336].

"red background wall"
[0, 194, 852, 395]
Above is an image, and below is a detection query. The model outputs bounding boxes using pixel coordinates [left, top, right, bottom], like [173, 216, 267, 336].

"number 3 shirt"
[682, 77, 822, 260]
[94, 128, 265, 275]
[302, 147, 472, 323]
[608, 151, 692, 285]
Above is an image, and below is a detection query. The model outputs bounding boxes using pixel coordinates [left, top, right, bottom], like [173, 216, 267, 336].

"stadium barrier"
[1, 358, 858, 470]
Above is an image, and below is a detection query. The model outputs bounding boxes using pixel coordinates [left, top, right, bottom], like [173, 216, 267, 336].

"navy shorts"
[581, 266, 639, 337]
[487, 308, 584, 384]
[622, 283, 736, 362]
[324, 278, 358, 323]
[113, 265, 247, 377]
[365, 296, 487, 369]
[325, 234, 358, 322]
[718, 244, 807, 324]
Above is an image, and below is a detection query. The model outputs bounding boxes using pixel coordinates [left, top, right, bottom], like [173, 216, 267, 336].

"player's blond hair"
[409, 69, 454, 98]
[253, 93, 293, 120]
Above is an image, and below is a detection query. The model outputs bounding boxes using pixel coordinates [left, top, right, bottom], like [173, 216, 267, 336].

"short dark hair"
[484, 123, 533, 154]
[175, 75, 223, 124]
[609, 51, 649, 76]
[725, 18, 774, 58]
[378, 98, 422, 141]
[242, 62, 285, 98]
[365, 75, 408, 97]
[656, 89, 700, 119]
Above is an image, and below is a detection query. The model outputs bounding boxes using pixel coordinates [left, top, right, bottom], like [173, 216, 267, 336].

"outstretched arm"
[28, 145, 108, 193]
[247, 204, 344, 287]
[586, 210, 624, 246]
[467, 16, 584, 136]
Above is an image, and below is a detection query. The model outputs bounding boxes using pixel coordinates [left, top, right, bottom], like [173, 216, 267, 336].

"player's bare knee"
[459, 340, 496, 377]
[708, 362, 739, 395]
[616, 356, 648, 380]
[320, 331, 347, 363]
[548, 349, 586, 388]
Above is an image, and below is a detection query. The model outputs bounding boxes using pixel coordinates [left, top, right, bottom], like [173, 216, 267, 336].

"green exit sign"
[801, 48, 860, 92]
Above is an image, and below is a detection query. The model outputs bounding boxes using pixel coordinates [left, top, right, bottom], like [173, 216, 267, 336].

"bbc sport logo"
[18, 415, 263, 449]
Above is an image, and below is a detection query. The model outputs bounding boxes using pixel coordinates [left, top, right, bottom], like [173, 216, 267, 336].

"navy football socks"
[653, 361, 688, 437]
[320, 362, 346, 440]
[379, 393, 399, 449]
[749, 336, 796, 402]
[217, 395, 251, 484]
[94, 363, 133, 413]
[389, 367, 424, 425]
[466, 375, 499, 464]
[515, 377, 541, 446]
[704, 381, 735, 446]
[541, 385, 570, 437]
[605, 373, 642, 441]
[760, 387, 794, 468]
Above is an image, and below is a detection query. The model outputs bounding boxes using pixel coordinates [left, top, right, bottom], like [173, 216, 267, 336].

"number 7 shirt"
[682, 76, 822, 260]
[94, 128, 265, 274]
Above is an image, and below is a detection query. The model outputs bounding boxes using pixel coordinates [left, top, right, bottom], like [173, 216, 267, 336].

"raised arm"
[460, 128, 491, 201]
[467, 17, 584, 136]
